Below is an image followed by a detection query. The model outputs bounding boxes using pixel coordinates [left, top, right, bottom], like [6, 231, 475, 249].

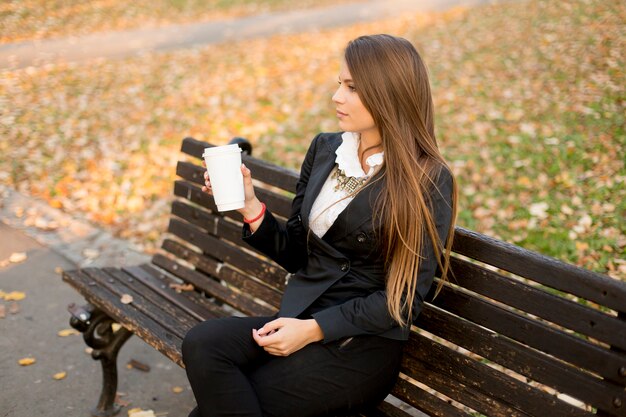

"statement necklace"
[331, 165, 370, 194]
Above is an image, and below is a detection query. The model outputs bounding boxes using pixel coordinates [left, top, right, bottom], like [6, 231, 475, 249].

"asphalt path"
[0, 0, 490, 69]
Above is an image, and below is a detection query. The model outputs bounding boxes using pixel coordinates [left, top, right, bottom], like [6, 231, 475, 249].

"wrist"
[240, 199, 263, 220]
[306, 319, 324, 342]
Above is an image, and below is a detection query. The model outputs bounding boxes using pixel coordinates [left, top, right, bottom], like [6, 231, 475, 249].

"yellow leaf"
[172, 386, 184, 394]
[53, 371, 67, 380]
[54, 266, 64, 274]
[128, 409, 156, 417]
[57, 329, 80, 337]
[9, 252, 27, 263]
[4, 291, 26, 301]
[18, 357, 36, 366]
[120, 294, 133, 304]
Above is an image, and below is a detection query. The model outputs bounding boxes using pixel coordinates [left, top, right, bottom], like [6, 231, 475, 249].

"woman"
[182, 34, 457, 417]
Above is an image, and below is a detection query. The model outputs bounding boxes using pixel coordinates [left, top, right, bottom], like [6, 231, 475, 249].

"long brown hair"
[345, 34, 457, 326]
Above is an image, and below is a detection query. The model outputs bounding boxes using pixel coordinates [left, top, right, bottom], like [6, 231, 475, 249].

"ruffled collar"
[335, 132, 384, 178]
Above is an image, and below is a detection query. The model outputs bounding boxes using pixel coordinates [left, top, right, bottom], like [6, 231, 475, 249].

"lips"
[336, 109, 348, 118]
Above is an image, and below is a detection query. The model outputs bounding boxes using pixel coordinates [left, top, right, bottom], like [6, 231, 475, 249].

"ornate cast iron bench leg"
[68, 303, 133, 417]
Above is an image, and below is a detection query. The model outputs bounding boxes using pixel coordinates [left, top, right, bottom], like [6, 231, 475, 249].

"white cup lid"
[203, 144, 242, 157]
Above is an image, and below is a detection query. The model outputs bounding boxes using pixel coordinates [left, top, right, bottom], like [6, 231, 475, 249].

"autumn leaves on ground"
[0, 0, 624, 281]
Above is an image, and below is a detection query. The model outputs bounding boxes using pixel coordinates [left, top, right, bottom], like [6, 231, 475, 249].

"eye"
[348, 85, 356, 92]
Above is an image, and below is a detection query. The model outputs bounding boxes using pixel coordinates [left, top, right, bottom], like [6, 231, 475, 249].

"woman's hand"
[202, 161, 265, 230]
[252, 318, 324, 356]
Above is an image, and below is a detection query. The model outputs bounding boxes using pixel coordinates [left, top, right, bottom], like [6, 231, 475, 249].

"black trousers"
[182, 316, 404, 417]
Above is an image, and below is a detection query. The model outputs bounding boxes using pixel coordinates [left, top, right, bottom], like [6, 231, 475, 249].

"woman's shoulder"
[309, 131, 344, 154]
[311, 131, 343, 147]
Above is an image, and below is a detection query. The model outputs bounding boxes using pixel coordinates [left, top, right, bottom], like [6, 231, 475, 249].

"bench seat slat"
[161, 240, 282, 308]
[176, 161, 293, 218]
[390, 377, 470, 417]
[126, 264, 227, 321]
[152, 254, 277, 317]
[432, 283, 626, 385]
[81, 268, 199, 340]
[415, 305, 626, 413]
[403, 332, 593, 417]
[167, 218, 286, 291]
[99, 267, 202, 336]
[62, 269, 185, 366]
[453, 227, 626, 313]
[449, 256, 626, 350]
[181, 137, 299, 193]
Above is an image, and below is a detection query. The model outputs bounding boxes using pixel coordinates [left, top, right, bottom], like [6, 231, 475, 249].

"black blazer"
[243, 132, 453, 343]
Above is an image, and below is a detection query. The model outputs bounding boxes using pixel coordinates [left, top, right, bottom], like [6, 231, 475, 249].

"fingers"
[202, 170, 213, 195]
[252, 329, 288, 356]
[258, 319, 282, 335]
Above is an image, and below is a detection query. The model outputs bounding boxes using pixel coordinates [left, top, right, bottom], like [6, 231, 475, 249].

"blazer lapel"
[301, 135, 342, 228]
[322, 171, 385, 244]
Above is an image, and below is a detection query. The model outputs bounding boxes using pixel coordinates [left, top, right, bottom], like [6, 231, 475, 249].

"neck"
[359, 130, 382, 150]
[357, 131, 383, 173]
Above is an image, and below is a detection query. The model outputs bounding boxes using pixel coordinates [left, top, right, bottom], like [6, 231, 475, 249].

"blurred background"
[0, 0, 624, 281]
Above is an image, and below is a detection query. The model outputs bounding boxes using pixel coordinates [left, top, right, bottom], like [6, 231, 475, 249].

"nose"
[332, 87, 344, 104]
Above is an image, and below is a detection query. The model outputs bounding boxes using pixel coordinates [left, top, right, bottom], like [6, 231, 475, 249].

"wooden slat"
[176, 161, 293, 217]
[402, 332, 592, 417]
[167, 217, 287, 290]
[152, 254, 276, 317]
[390, 377, 469, 417]
[431, 283, 626, 384]
[102, 267, 204, 333]
[81, 268, 193, 340]
[414, 305, 626, 413]
[452, 227, 626, 313]
[181, 136, 298, 193]
[161, 239, 282, 308]
[449, 256, 626, 350]
[126, 264, 227, 321]
[173, 180, 239, 222]
[62, 269, 184, 366]
[171, 200, 243, 244]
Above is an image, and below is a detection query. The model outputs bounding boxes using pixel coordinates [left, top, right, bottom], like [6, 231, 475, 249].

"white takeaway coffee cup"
[202, 144, 245, 211]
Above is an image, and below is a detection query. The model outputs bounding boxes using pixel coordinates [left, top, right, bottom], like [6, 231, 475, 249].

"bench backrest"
[157, 137, 626, 417]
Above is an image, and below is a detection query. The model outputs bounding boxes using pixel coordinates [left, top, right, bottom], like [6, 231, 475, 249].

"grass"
[0, 0, 624, 280]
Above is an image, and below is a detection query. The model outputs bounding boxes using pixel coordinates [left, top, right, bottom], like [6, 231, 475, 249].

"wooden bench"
[63, 136, 626, 417]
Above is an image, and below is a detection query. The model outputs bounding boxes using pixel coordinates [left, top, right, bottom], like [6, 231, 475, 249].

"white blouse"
[309, 132, 384, 238]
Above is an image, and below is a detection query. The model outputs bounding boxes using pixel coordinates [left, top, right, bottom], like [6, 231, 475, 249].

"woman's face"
[332, 63, 378, 140]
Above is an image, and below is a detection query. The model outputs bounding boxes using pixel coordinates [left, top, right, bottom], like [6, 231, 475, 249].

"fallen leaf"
[9, 252, 27, 263]
[3, 291, 26, 301]
[169, 283, 194, 293]
[83, 248, 100, 259]
[127, 359, 150, 372]
[9, 302, 19, 315]
[0, 304, 5, 319]
[120, 294, 133, 304]
[128, 409, 156, 417]
[53, 371, 67, 380]
[54, 266, 64, 274]
[18, 357, 36, 366]
[172, 386, 184, 394]
[58, 328, 80, 337]
[115, 392, 131, 407]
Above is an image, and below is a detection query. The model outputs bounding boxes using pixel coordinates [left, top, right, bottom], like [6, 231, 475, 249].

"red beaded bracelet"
[243, 202, 266, 224]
